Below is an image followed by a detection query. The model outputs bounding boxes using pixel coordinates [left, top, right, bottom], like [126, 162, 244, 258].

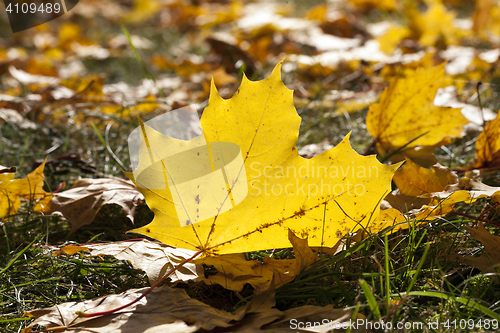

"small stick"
[449, 211, 500, 227]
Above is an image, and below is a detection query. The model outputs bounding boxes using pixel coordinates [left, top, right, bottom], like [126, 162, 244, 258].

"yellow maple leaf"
[126, 61, 398, 256]
[367, 64, 468, 158]
[0, 161, 52, 218]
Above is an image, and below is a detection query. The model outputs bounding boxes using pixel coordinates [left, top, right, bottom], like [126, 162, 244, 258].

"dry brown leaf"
[62, 240, 202, 284]
[24, 282, 361, 333]
[47, 178, 144, 235]
[23, 286, 244, 333]
[448, 222, 500, 283]
[428, 177, 500, 200]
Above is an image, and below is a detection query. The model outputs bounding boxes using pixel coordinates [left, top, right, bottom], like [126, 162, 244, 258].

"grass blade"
[359, 279, 381, 319]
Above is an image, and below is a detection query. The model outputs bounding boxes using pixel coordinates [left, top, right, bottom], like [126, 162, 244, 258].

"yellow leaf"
[348, 0, 396, 11]
[0, 161, 52, 218]
[393, 159, 458, 197]
[306, 5, 327, 22]
[377, 25, 410, 54]
[367, 64, 468, 158]
[471, 113, 500, 169]
[127, 61, 398, 255]
[410, 0, 460, 47]
[61, 245, 90, 255]
[473, 0, 500, 37]
[200, 230, 316, 292]
[59, 23, 81, 48]
[125, 0, 162, 23]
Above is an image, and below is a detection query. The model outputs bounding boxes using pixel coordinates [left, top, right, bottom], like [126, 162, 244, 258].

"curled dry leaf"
[448, 222, 500, 283]
[366, 64, 468, 159]
[62, 239, 202, 284]
[47, 178, 144, 235]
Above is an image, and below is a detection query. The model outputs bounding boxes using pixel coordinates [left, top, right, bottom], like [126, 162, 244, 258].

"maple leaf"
[24, 282, 360, 333]
[126, 61, 398, 255]
[61, 240, 202, 285]
[366, 64, 468, 158]
[393, 159, 458, 197]
[409, 0, 461, 47]
[0, 161, 52, 218]
[200, 230, 316, 292]
[377, 25, 410, 54]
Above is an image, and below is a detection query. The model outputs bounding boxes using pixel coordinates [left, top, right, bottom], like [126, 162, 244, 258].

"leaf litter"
[5, 0, 500, 330]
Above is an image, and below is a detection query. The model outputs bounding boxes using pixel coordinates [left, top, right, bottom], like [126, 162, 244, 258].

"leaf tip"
[209, 78, 223, 103]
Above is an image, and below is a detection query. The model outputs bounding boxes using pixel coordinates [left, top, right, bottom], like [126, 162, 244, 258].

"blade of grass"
[380, 131, 430, 163]
[359, 279, 381, 319]
[403, 291, 500, 320]
[407, 243, 430, 293]
[0, 234, 42, 276]
[120, 24, 155, 83]
[384, 234, 390, 313]
[346, 302, 361, 333]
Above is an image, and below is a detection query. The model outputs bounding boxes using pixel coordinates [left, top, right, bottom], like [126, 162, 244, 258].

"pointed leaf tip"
[209, 78, 222, 103]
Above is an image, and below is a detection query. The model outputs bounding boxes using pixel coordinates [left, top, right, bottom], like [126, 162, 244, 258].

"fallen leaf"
[127, 61, 398, 255]
[23, 280, 360, 333]
[61, 245, 90, 255]
[348, 0, 395, 11]
[409, 0, 461, 47]
[383, 190, 431, 214]
[469, 113, 500, 169]
[85, 240, 202, 284]
[23, 286, 243, 333]
[377, 25, 410, 54]
[393, 159, 458, 196]
[0, 161, 52, 218]
[47, 178, 144, 235]
[428, 177, 500, 200]
[448, 222, 500, 282]
[200, 230, 316, 293]
[366, 64, 468, 158]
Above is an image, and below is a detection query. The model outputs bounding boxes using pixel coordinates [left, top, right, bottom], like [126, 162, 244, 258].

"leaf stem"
[76, 250, 202, 318]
